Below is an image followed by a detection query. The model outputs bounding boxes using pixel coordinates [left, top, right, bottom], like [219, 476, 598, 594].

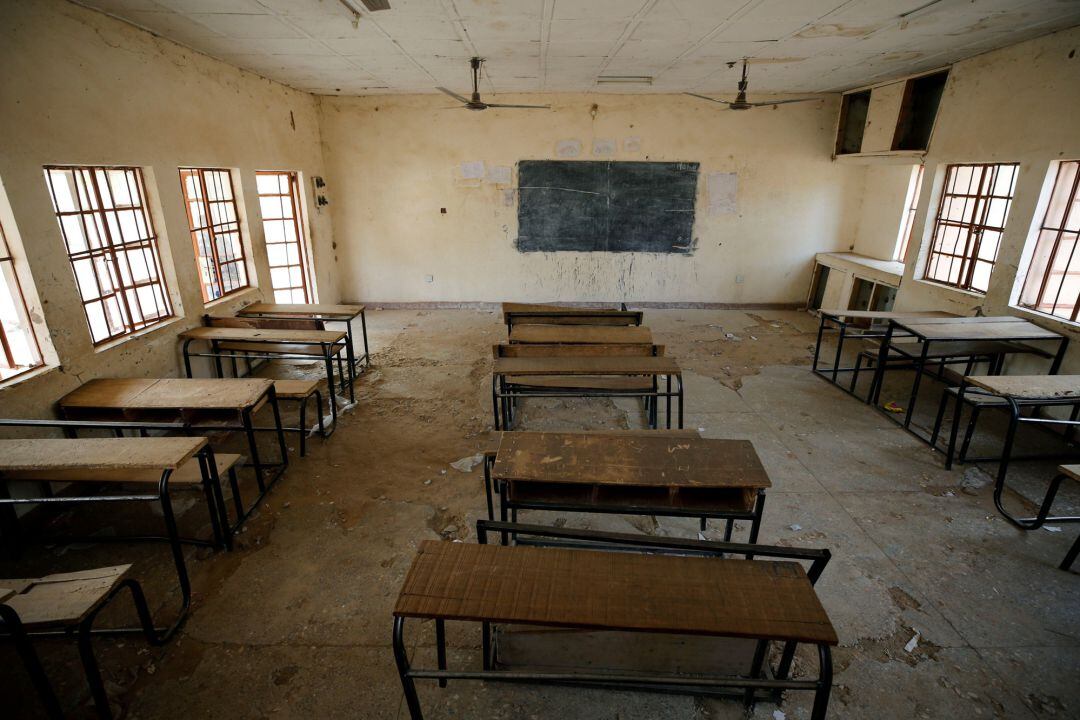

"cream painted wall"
[851, 164, 919, 261]
[317, 93, 865, 305]
[0, 0, 336, 417]
[895, 27, 1080, 336]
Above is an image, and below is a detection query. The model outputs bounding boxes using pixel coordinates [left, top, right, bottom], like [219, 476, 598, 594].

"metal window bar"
[180, 168, 249, 303]
[44, 166, 174, 345]
[1019, 161, 1080, 322]
[923, 163, 1018, 293]
[256, 171, 312, 303]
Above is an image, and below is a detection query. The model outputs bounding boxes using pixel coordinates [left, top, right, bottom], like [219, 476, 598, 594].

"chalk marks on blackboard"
[515, 160, 699, 254]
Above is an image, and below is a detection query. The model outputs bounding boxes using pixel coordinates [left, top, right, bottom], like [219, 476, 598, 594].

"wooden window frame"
[0, 220, 43, 380]
[256, 170, 314, 303]
[179, 167, 250, 303]
[923, 162, 1019, 294]
[44, 165, 174, 345]
[1018, 160, 1080, 322]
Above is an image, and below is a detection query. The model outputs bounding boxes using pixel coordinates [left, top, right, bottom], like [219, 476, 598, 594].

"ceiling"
[77, 0, 1080, 96]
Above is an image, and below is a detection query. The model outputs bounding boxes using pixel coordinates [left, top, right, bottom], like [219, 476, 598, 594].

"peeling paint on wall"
[555, 139, 582, 157]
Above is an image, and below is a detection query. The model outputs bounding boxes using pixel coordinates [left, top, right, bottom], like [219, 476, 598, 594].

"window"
[180, 168, 249, 303]
[1018, 161, 1080, 322]
[256, 171, 314, 303]
[0, 221, 42, 380]
[895, 165, 924, 262]
[44, 166, 174, 345]
[923, 162, 1019, 293]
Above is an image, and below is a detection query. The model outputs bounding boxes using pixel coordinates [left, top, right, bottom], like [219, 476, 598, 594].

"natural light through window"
[895, 165, 924, 262]
[180, 167, 249, 303]
[44, 166, 174, 345]
[1018, 160, 1080, 322]
[0, 220, 42, 381]
[256, 171, 314, 303]
[923, 163, 1018, 294]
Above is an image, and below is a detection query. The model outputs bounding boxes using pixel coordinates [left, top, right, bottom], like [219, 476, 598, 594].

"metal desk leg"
[241, 408, 267, 493]
[811, 644, 833, 720]
[869, 323, 895, 405]
[903, 341, 931, 428]
[0, 605, 63, 720]
[1050, 337, 1069, 375]
[269, 388, 289, 468]
[360, 309, 371, 367]
[831, 322, 847, 382]
[210, 340, 224, 378]
[811, 315, 826, 373]
[182, 339, 195, 378]
[323, 348, 339, 427]
[678, 375, 685, 429]
[945, 381, 968, 470]
[665, 374, 672, 430]
[1061, 534, 1080, 571]
[157, 470, 192, 622]
[392, 618, 425, 720]
[491, 375, 501, 431]
[344, 339, 357, 403]
[991, 397, 1023, 511]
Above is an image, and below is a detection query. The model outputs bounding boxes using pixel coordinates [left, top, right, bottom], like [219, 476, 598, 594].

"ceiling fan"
[437, 57, 550, 111]
[685, 59, 818, 110]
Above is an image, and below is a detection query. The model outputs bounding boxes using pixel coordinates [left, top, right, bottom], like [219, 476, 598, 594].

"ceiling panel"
[75, 0, 1080, 95]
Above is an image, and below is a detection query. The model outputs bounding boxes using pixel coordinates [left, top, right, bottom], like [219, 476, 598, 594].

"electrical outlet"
[424, 275, 434, 283]
[735, 274, 745, 284]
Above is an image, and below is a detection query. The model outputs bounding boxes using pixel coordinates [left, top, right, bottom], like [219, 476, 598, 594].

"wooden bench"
[491, 355, 683, 430]
[58, 377, 288, 520]
[486, 431, 770, 542]
[0, 437, 230, 621]
[237, 302, 370, 371]
[509, 325, 653, 345]
[392, 523, 837, 720]
[503, 303, 643, 330]
[1, 565, 165, 719]
[273, 378, 327, 456]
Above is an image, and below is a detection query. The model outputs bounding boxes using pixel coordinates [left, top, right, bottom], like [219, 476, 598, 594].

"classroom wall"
[317, 93, 866, 305]
[850, 164, 918, 261]
[895, 26, 1080, 326]
[0, 0, 337, 418]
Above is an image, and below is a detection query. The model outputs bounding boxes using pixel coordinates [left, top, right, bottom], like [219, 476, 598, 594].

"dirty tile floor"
[3, 309, 1078, 719]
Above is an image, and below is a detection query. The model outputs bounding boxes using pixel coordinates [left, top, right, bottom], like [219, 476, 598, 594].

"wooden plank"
[179, 326, 346, 343]
[0, 438, 206, 472]
[273, 379, 320, 398]
[965, 375, 1080, 400]
[503, 302, 620, 314]
[3, 452, 241, 485]
[505, 375, 657, 390]
[239, 303, 363, 318]
[1, 565, 131, 629]
[899, 317, 1062, 341]
[395, 542, 837, 645]
[1058, 465, 1080, 482]
[494, 432, 769, 489]
[510, 325, 653, 345]
[494, 356, 680, 376]
[818, 309, 957, 320]
[496, 343, 661, 358]
[60, 378, 272, 411]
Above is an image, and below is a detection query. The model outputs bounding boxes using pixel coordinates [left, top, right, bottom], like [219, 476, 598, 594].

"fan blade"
[684, 92, 734, 105]
[484, 103, 551, 109]
[747, 97, 820, 106]
[436, 86, 470, 104]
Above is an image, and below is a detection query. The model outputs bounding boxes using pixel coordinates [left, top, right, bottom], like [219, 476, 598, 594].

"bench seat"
[505, 375, 655, 391]
[3, 453, 242, 485]
[273, 379, 321, 399]
[1, 565, 131, 631]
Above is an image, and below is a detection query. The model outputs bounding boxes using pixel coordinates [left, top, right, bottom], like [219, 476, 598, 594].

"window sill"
[1010, 305, 1080, 336]
[205, 286, 258, 311]
[912, 278, 987, 301]
[0, 363, 59, 392]
[93, 316, 183, 354]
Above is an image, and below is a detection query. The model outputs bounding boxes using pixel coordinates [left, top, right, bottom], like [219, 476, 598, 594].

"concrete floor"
[3, 308, 1079, 719]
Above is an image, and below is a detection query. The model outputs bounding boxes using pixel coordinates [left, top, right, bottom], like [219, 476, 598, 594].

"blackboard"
[515, 160, 699, 253]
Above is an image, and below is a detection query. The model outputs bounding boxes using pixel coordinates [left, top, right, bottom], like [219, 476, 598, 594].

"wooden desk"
[58, 378, 287, 521]
[503, 304, 644, 329]
[0, 437, 229, 626]
[488, 431, 770, 540]
[391, 538, 837, 720]
[509, 325, 653, 345]
[868, 316, 1068, 434]
[811, 309, 958, 393]
[179, 324, 353, 410]
[238, 302, 369, 372]
[491, 356, 683, 430]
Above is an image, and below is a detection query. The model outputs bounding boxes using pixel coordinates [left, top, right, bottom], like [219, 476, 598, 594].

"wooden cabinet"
[834, 69, 949, 158]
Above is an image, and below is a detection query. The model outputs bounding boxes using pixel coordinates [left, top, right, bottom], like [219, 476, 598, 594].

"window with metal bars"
[44, 166, 175, 345]
[179, 168, 250, 303]
[0, 220, 43, 381]
[1018, 161, 1080, 322]
[256, 171, 315, 303]
[895, 165, 924, 263]
[923, 162, 1019, 294]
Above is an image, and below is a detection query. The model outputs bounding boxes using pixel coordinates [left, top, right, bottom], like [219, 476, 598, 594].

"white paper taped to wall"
[486, 165, 512, 184]
[555, 139, 582, 157]
[460, 160, 485, 179]
[592, 138, 616, 156]
[624, 136, 642, 152]
[708, 172, 738, 215]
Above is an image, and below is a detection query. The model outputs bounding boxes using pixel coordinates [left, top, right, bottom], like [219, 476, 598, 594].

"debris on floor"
[450, 454, 484, 472]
